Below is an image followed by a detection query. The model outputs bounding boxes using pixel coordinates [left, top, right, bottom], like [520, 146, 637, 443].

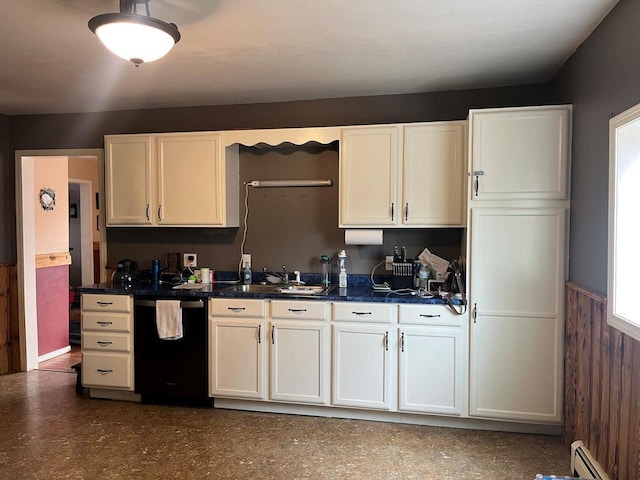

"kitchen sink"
[220, 283, 334, 296]
[221, 284, 280, 294]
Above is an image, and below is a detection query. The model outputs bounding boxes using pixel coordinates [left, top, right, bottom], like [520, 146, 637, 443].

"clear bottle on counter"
[320, 255, 331, 287]
[338, 250, 348, 288]
[418, 263, 429, 290]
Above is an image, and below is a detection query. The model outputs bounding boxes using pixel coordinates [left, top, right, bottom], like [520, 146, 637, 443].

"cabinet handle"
[157, 204, 162, 222]
[419, 314, 440, 318]
[391, 203, 395, 221]
[271, 325, 275, 344]
[384, 331, 389, 351]
[96, 321, 113, 326]
[401, 332, 405, 352]
[97, 341, 113, 347]
[473, 303, 477, 323]
[145, 204, 150, 221]
[288, 308, 307, 313]
[473, 170, 485, 196]
[258, 324, 261, 344]
[227, 307, 246, 313]
[96, 302, 113, 307]
[352, 311, 372, 316]
[405, 203, 409, 221]
[97, 369, 113, 374]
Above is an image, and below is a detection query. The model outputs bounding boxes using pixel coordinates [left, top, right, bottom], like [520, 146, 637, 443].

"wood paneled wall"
[0, 264, 20, 374]
[564, 282, 640, 480]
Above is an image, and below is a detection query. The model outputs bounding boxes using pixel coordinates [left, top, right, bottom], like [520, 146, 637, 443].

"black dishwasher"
[134, 297, 210, 406]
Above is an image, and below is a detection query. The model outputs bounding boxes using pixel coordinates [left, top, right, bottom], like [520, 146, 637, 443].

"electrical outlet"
[242, 253, 251, 267]
[385, 255, 393, 271]
[183, 253, 197, 268]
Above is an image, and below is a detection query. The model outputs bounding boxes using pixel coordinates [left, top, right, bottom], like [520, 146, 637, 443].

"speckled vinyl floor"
[0, 370, 571, 479]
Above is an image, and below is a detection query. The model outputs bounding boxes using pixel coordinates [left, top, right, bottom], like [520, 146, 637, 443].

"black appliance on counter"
[134, 296, 210, 406]
[112, 259, 139, 284]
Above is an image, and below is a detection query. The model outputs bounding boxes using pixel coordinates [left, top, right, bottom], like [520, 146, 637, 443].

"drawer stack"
[81, 293, 134, 391]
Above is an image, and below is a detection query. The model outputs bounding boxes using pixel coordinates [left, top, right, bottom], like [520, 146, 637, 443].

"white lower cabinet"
[397, 304, 466, 416]
[269, 300, 329, 405]
[81, 293, 134, 391]
[209, 299, 267, 400]
[331, 302, 396, 410]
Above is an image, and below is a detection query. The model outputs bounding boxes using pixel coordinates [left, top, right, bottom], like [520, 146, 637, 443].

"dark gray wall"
[551, 0, 640, 295]
[3, 85, 552, 271]
[0, 114, 13, 264]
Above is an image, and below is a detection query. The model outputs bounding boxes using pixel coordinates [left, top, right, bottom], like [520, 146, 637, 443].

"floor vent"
[571, 440, 610, 480]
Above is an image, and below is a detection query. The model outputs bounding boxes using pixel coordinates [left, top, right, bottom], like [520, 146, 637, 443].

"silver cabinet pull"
[157, 204, 162, 222]
[419, 314, 441, 318]
[258, 324, 261, 344]
[96, 321, 113, 326]
[473, 303, 478, 323]
[288, 308, 307, 313]
[97, 341, 113, 347]
[405, 203, 409, 221]
[352, 311, 372, 316]
[145, 204, 150, 221]
[384, 331, 389, 351]
[401, 332, 405, 352]
[97, 301, 113, 307]
[228, 307, 246, 313]
[391, 202, 395, 221]
[97, 369, 113, 374]
[271, 325, 275, 344]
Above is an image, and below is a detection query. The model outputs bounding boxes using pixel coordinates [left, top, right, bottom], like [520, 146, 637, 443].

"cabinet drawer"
[332, 302, 397, 323]
[210, 298, 266, 318]
[82, 311, 132, 332]
[82, 294, 132, 313]
[82, 332, 132, 353]
[398, 304, 463, 326]
[82, 352, 133, 389]
[271, 300, 328, 320]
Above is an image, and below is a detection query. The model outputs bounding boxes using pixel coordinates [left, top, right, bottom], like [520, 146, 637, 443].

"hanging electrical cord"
[215, 182, 251, 284]
[370, 260, 391, 291]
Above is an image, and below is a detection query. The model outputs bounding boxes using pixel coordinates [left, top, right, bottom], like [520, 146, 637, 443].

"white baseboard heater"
[571, 441, 610, 480]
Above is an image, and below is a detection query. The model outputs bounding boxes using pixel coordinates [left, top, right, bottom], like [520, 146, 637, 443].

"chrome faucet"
[262, 265, 290, 284]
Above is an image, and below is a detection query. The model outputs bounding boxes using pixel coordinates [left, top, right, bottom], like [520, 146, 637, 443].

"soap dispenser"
[242, 255, 252, 285]
[338, 250, 348, 288]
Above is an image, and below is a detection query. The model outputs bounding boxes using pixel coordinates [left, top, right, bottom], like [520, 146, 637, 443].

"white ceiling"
[0, 0, 619, 116]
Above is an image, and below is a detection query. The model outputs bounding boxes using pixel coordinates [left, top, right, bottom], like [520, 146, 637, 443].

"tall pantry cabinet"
[466, 105, 571, 424]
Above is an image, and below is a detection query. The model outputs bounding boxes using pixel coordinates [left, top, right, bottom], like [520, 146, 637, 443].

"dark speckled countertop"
[76, 273, 460, 305]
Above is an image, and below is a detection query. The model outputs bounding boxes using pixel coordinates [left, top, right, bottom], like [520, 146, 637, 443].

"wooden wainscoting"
[0, 264, 21, 374]
[564, 282, 640, 480]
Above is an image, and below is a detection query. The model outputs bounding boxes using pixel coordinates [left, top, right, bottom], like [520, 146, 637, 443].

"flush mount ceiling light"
[88, 0, 181, 66]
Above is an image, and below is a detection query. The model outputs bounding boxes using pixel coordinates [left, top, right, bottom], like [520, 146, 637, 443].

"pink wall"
[34, 156, 69, 357]
[36, 265, 69, 356]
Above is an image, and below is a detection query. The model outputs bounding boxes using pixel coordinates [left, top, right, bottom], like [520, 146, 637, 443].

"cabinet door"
[469, 106, 570, 200]
[468, 207, 566, 423]
[403, 122, 466, 226]
[398, 326, 465, 416]
[269, 320, 329, 405]
[209, 319, 266, 399]
[105, 135, 153, 225]
[332, 323, 393, 410]
[157, 133, 224, 225]
[340, 126, 399, 226]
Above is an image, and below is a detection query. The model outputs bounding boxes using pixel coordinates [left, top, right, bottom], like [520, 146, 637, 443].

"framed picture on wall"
[69, 204, 78, 218]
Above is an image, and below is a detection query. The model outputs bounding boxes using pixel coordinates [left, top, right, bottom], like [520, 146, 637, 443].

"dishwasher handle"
[135, 299, 204, 309]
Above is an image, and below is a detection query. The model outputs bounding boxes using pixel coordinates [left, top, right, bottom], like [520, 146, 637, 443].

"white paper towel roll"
[344, 229, 383, 245]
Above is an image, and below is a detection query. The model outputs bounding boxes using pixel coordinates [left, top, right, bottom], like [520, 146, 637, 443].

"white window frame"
[608, 103, 640, 341]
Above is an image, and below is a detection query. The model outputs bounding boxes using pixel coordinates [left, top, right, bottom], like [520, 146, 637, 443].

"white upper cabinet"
[105, 135, 154, 225]
[340, 122, 466, 227]
[339, 126, 399, 226]
[105, 132, 239, 227]
[402, 122, 466, 226]
[469, 105, 571, 201]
